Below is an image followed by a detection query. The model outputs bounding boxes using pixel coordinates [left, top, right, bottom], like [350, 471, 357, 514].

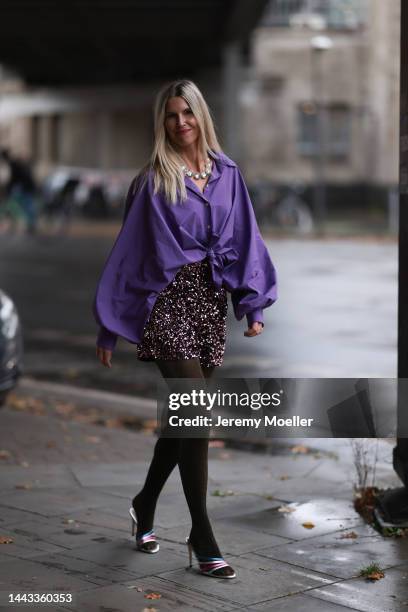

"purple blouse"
[93, 150, 277, 351]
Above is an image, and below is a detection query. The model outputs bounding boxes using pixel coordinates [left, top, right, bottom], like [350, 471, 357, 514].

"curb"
[16, 377, 156, 421]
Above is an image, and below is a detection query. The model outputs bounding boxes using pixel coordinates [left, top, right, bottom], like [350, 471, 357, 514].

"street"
[0, 227, 397, 396]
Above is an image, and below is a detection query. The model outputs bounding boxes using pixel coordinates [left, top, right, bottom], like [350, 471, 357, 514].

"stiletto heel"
[186, 536, 193, 567]
[129, 506, 159, 554]
[185, 535, 236, 579]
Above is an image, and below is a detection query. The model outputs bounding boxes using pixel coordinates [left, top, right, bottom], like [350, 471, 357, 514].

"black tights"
[132, 358, 221, 557]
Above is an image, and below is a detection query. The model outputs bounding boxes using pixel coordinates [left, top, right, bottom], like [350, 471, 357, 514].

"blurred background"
[0, 0, 400, 403]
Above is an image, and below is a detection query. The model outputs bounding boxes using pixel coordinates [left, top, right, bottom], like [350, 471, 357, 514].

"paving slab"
[246, 592, 361, 611]
[58, 538, 187, 578]
[0, 556, 97, 593]
[225, 499, 364, 540]
[255, 523, 408, 579]
[59, 576, 238, 612]
[24, 548, 145, 585]
[0, 526, 69, 560]
[157, 550, 338, 607]
[0, 464, 78, 490]
[68, 461, 150, 488]
[61, 507, 133, 534]
[156, 521, 292, 557]
[307, 564, 408, 612]
[5, 516, 134, 551]
[0, 487, 121, 517]
[0, 397, 405, 611]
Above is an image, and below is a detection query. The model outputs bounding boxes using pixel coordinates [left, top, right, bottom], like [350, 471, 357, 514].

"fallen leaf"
[291, 444, 310, 454]
[15, 483, 32, 490]
[46, 441, 57, 448]
[62, 519, 75, 524]
[340, 531, 358, 539]
[302, 522, 315, 529]
[7, 395, 45, 414]
[0, 450, 11, 460]
[144, 592, 162, 600]
[55, 402, 75, 416]
[365, 570, 385, 581]
[0, 536, 14, 544]
[105, 418, 122, 428]
[279, 475, 290, 480]
[142, 419, 158, 432]
[278, 505, 296, 513]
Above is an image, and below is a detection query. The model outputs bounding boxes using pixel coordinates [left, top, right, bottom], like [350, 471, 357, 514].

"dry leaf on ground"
[365, 570, 385, 581]
[55, 402, 75, 416]
[340, 531, 358, 539]
[302, 522, 315, 529]
[0, 450, 11, 460]
[144, 592, 162, 600]
[0, 536, 14, 544]
[291, 444, 310, 454]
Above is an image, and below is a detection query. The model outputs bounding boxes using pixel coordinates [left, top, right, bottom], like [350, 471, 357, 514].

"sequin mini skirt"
[136, 258, 228, 367]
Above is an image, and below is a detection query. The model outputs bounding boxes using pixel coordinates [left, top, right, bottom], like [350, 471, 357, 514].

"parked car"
[0, 289, 23, 405]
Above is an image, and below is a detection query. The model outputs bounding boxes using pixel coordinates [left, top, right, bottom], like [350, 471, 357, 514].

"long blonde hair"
[138, 79, 223, 205]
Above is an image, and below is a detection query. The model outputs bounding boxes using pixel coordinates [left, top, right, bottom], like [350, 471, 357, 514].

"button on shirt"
[94, 151, 277, 351]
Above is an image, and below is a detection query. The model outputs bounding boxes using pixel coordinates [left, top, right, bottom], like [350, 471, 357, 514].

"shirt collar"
[184, 150, 234, 200]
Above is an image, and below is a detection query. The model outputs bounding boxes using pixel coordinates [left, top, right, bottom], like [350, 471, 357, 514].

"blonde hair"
[138, 79, 223, 205]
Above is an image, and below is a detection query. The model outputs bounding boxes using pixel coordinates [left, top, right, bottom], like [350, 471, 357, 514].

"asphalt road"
[0, 230, 397, 397]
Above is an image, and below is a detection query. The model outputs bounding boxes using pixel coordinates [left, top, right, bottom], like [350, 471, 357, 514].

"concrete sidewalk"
[0, 389, 407, 611]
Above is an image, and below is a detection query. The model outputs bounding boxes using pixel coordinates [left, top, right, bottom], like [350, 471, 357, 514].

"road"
[0, 229, 397, 397]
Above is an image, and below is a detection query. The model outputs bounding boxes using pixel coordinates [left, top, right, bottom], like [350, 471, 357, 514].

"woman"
[93, 79, 277, 579]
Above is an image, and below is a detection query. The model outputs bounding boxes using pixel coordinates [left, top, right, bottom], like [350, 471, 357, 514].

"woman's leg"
[132, 359, 214, 537]
[158, 359, 233, 571]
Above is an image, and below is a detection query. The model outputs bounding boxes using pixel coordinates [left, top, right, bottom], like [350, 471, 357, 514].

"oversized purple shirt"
[93, 150, 277, 351]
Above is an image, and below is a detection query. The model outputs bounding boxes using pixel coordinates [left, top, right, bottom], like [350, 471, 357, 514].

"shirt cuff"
[246, 309, 264, 328]
[96, 326, 118, 351]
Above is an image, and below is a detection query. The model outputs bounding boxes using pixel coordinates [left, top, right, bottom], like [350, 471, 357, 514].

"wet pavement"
[0, 231, 397, 396]
[0, 388, 407, 611]
[0, 227, 403, 610]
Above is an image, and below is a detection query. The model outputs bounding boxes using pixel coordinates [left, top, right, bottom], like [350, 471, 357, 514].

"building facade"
[0, 0, 400, 210]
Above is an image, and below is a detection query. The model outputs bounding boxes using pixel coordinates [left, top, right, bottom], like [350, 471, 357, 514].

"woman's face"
[164, 96, 200, 150]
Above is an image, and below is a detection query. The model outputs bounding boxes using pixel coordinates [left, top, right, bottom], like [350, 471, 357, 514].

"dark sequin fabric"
[136, 258, 228, 367]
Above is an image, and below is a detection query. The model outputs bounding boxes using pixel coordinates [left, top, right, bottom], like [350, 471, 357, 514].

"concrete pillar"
[97, 111, 113, 170]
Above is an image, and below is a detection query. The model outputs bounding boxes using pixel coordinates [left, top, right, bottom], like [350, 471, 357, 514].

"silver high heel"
[185, 536, 236, 579]
[129, 507, 159, 554]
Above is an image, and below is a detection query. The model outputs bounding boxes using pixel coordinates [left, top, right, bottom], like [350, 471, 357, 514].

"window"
[297, 103, 352, 158]
[262, 0, 367, 30]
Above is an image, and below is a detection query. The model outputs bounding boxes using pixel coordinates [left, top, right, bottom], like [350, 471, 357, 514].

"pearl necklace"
[181, 157, 212, 180]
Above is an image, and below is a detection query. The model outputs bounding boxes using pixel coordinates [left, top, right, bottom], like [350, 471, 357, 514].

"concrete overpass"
[0, 0, 268, 85]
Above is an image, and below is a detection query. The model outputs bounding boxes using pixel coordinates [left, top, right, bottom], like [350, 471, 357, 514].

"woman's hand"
[244, 322, 263, 337]
[96, 346, 113, 368]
